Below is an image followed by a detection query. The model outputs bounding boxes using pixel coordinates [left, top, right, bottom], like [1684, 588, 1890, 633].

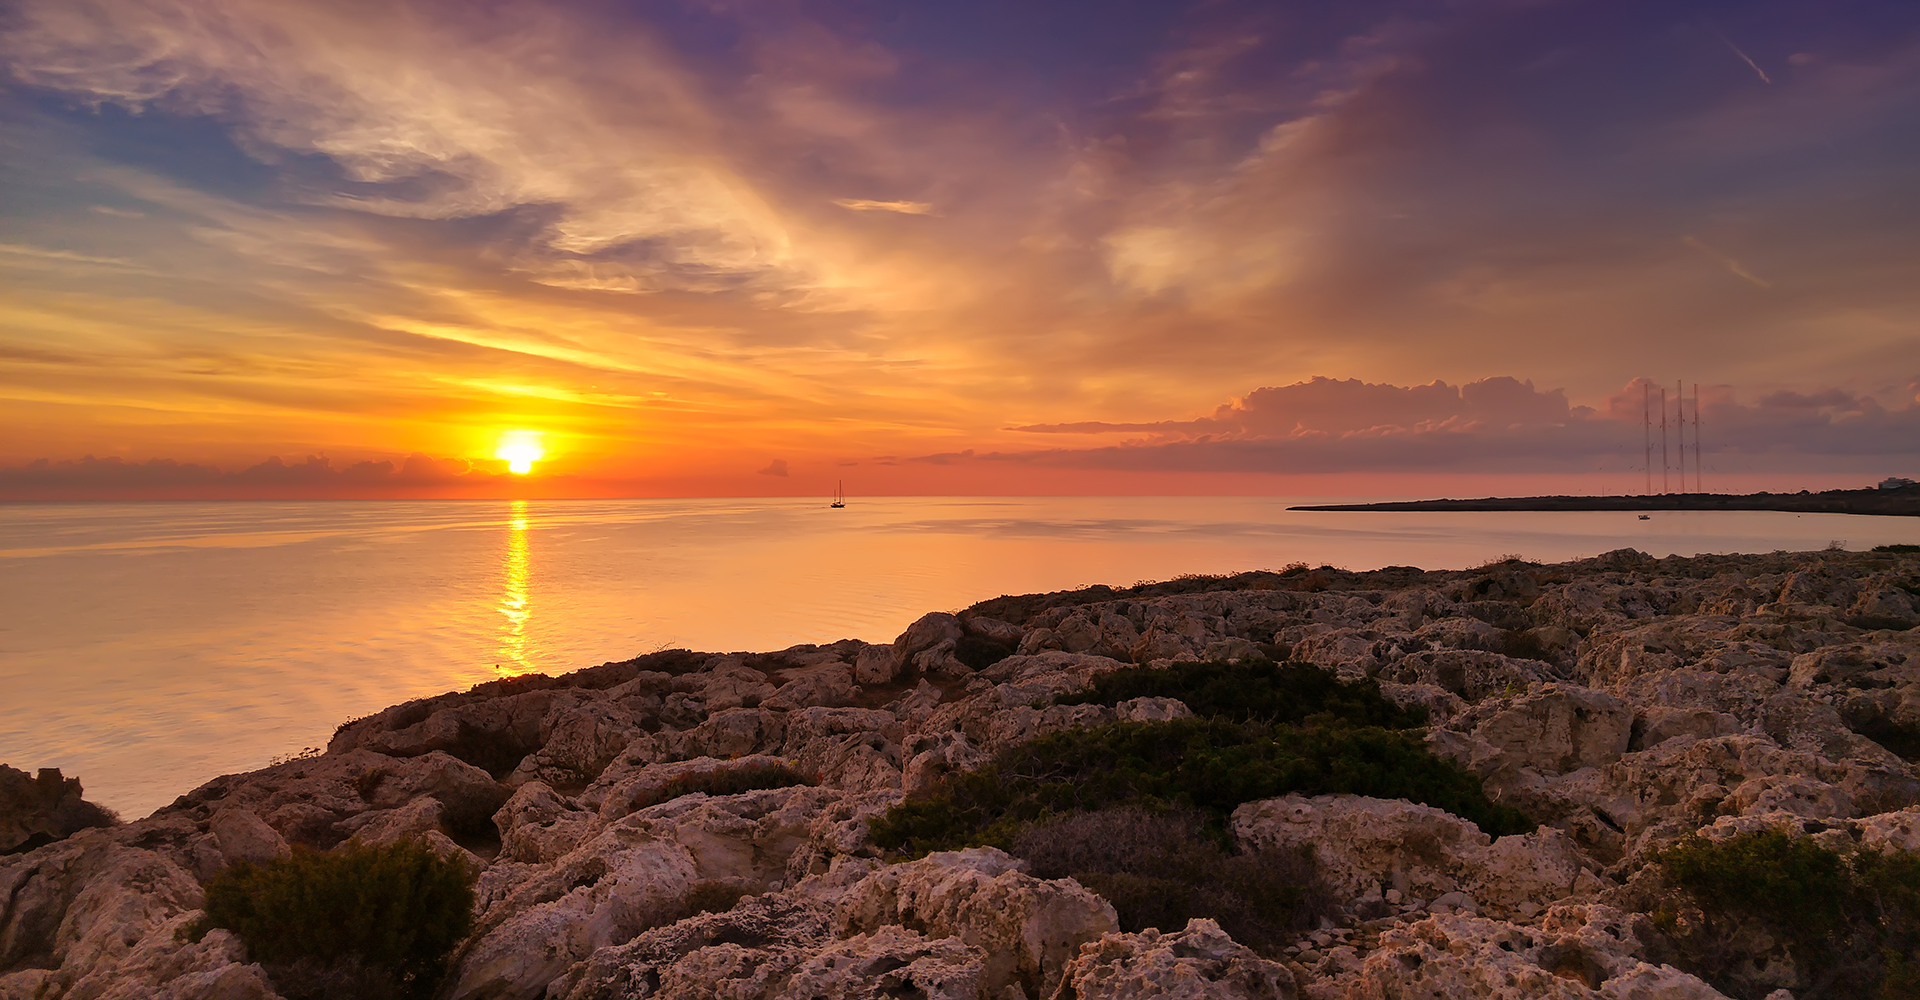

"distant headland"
[1291, 482, 1920, 517]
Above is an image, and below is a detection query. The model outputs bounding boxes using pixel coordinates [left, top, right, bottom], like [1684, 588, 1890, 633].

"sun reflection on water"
[496, 500, 533, 674]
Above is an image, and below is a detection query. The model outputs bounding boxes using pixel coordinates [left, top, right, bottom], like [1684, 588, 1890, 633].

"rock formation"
[0, 766, 116, 855]
[3, 546, 1919, 999]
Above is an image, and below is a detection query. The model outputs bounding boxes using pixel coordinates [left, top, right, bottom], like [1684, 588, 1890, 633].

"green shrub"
[1053, 659, 1427, 729]
[632, 760, 813, 810]
[197, 839, 475, 999]
[1657, 830, 1852, 942]
[870, 717, 1530, 853]
[1011, 807, 1328, 950]
[1651, 831, 1920, 999]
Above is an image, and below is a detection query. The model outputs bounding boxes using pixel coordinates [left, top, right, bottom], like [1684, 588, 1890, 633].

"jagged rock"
[592, 754, 800, 820]
[902, 731, 993, 797]
[1856, 805, 1920, 851]
[1337, 905, 1727, 999]
[964, 616, 1024, 645]
[698, 658, 778, 712]
[504, 701, 640, 788]
[25, 547, 1920, 1000]
[0, 767, 116, 855]
[1630, 706, 1744, 752]
[1294, 628, 1383, 678]
[1384, 649, 1560, 700]
[837, 848, 1119, 998]
[1231, 795, 1597, 920]
[1115, 696, 1193, 722]
[862, 612, 966, 684]
[207, 807, 287, 867]
[0, 839, 213, 1000]
[450, 784, 839, 1000]
[1048, 918, 1295, 999]
[494, 781, 598, 863]
[1444, 684, 1633, 776]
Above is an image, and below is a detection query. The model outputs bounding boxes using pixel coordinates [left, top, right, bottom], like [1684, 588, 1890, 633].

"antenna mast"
[1675, 380, 1687, 493]
[1643, 382, 1652, 495]
[1660, 385, 1669, 494]
[1693, 383, 1704, 493]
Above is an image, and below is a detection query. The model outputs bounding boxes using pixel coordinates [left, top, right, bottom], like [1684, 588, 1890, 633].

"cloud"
[757, 458, 790, 477]
[980, 376, 1920, 474]
[1681, 236, 1772, 289]
[0, 0, 1916, 489]
[0, 453, 515, 498]
[831, 198, 933, 215]
[0, 0, 800, 286]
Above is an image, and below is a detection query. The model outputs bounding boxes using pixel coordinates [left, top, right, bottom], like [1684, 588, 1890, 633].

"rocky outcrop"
[1050, 918, 1295, 999]
[1231, 795, 1601, 921]
[8, 547, 1920, 1000]
[1334, 905, 1722, 1000]
[0, 767, 116, 855]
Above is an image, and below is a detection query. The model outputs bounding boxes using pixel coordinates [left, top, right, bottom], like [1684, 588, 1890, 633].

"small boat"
[1638, 514, 1651, 520]
[830, 481, 846, 509]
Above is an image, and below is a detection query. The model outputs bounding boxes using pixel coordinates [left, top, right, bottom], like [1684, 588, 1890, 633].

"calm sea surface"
[5, 496, 1919, 818]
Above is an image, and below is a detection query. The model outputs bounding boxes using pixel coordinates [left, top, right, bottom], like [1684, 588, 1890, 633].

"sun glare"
[495, 431, 545, 475]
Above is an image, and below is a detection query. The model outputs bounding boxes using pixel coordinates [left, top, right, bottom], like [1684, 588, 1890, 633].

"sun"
[495, 431, 545, 475]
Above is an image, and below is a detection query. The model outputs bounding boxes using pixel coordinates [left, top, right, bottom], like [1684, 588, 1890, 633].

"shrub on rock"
[870, 717, 1530, 854]
[1012, 806, 1328, 950]
[1650, 830, 1920, 999]
[1054, 658, 1426, 728]
[195, 837, 476, 999]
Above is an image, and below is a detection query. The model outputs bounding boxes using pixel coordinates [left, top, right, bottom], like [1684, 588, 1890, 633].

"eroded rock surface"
[7, 547, 1920, 1000]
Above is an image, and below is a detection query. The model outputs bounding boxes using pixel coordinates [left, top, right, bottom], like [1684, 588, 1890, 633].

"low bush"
[632, 760, 813, 810]
[1012, 807, 1328, 950]
[1651, 830, 1920, 999]
[870, 716, 1530, 854]
[1053, 659, 1426, 729]
[1874, 544, 1920, 554]
[196, 838, 475, 1000]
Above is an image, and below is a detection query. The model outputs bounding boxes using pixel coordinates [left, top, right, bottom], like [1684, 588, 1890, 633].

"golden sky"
[1, 0, 1917, 497]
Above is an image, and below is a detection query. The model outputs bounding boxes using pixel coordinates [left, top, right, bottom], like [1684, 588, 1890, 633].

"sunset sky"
[2, 0, 1917, 498]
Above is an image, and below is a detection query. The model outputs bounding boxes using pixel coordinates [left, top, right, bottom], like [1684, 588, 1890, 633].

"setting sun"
[495, 431, 545, 475]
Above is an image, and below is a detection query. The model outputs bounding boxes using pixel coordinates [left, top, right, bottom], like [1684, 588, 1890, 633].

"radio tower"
[1693, 383, 1704, 493]
[1660, 385, 1670, 494]
[1675, 380, 1687, 493]
[1643, 383, 1653, 495]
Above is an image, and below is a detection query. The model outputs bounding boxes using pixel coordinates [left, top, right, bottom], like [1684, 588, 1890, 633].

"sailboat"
[830, 481, 846, 508]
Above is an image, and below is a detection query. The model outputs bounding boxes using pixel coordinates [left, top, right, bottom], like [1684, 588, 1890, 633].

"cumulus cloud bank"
[988, 376, 1920, 475]
[0, 454, 512, 498]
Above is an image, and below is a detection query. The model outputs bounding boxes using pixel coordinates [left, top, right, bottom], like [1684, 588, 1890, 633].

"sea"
[5, 496, 1919, 819]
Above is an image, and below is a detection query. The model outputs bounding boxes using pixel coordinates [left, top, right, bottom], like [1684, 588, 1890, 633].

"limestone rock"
[1340, 905, 1728, 999]
[838, 848, 1119, 998]
[902, 731, 993, 796]
[1231, 795, 1594, 920]
[762, 662, 860, 711]
[0, 767, 116, 855]
[493, 780, 598, 863]
[1049, 918, 1295, 999]
[1446, 685, 1633, 775]
[207, 807, 288, 867]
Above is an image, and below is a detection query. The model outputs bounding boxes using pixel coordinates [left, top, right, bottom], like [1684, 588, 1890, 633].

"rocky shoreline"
[5, 546, 1920, 1000]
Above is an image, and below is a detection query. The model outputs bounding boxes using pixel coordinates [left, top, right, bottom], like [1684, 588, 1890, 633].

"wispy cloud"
[0, 0, 1914, 492]
[1708, 25, 1773, 85]
[1682, 236, 1773, 289]
[831, 198, 933, 215]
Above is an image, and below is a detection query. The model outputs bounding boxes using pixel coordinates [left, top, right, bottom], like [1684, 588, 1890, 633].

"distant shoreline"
[1290, 485, 1920, 517]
